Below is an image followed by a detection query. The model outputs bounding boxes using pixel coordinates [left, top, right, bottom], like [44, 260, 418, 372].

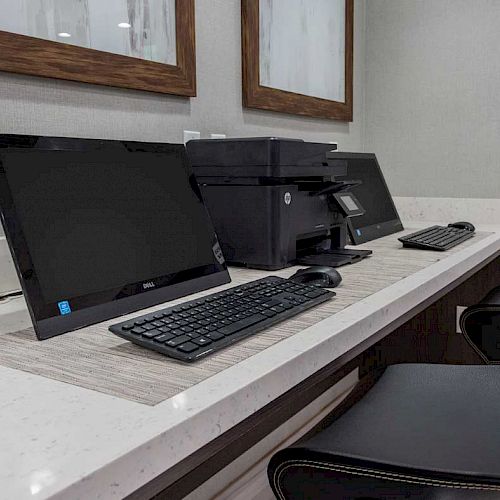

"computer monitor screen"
[331, 153, 403, 244]
[0, 135, 230, 339]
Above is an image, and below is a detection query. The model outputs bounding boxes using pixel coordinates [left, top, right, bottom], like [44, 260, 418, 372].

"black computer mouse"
[290, 266, 342, 289]
[448, 221, 475, 232]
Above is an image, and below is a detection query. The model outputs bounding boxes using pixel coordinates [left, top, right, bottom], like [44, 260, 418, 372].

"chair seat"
[269, 364, 500, 499]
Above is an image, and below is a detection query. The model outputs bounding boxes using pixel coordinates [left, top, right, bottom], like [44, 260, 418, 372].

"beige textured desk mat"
[0, 231, 487, 406]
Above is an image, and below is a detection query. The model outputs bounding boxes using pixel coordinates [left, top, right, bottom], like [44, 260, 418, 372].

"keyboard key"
[206, 331, 225, 341]
[177, 342, 199, 353]
[130, 327, 146, 335]
[153, 313, 165, 320]
[166, 335, 191, 347]
[142, 329, 162, 339]
[134, 319, 146, 326]
[262, 298, 282, 307]
[219, 314, 267, 336]
[154, 333, 175, 343]
[121, 323, 134, 331]
[262, 310, 277, 318]
[270, 306, 285, 313]
[192, 336, 212, 346]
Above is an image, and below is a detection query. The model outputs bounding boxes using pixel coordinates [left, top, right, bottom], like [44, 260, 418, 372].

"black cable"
[0, 290, 23, 301]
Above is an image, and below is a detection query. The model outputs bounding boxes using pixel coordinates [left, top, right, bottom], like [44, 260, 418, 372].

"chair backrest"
[460, 286, 500, 363]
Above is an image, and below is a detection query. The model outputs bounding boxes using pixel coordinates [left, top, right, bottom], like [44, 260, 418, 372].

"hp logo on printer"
[142, 281, 156, 290]
[284, 192, 292, 205]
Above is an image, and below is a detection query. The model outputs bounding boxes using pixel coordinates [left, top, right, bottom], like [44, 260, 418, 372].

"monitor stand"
[296, 248, 372, 268]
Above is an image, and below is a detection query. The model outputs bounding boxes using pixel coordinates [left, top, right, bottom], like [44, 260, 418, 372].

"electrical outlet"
[456, 306, 467, 333]
[210, 133, 227, 140]
[183, 130, 201, 144]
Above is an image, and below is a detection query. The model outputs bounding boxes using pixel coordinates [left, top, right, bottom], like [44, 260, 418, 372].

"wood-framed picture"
[0, 0, 196, 97]
[242, 0, 353, 121]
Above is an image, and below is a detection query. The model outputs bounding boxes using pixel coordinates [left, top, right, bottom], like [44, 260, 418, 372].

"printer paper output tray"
[296, 249, 372, 268]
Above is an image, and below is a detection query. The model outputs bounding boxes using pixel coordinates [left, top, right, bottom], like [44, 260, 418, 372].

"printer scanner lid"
[187, 137, 347, 179]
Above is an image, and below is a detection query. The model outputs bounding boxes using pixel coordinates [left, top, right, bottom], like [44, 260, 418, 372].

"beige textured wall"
[364, 0, 500, 199]
[0, 0, 366, 149]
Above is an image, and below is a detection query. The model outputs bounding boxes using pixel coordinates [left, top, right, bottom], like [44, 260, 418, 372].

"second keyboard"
[398, 225, 474, 251]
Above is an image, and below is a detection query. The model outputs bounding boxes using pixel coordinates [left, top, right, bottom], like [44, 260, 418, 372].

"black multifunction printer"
[187, 137, 371, 270]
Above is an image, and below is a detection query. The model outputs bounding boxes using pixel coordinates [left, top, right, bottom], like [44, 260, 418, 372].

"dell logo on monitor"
[142, 281, 156, 290]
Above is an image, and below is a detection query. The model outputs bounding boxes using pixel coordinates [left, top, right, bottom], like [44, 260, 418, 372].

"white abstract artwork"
[259, 0, 345, 102]
[0, 0, 177, 65]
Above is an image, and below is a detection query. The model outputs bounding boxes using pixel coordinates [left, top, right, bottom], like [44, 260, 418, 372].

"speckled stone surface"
[0, 224, 499, 500]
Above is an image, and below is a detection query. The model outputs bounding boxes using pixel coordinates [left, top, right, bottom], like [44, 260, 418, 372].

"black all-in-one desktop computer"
[0, 135, 231, 342]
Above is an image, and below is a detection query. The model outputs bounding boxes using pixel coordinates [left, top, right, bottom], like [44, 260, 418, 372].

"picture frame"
[242, 0, 353, 121]
[0, 0, 196, 97]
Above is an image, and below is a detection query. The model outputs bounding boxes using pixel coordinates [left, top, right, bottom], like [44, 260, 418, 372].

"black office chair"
[268, 287, 500, 499]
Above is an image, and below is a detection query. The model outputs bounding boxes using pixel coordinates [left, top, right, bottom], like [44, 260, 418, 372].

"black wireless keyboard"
[109, 276, 334, 362]
[398, 225, 474, 251]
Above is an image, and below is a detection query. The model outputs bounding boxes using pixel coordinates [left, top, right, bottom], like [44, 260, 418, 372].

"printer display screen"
[340, 194, 360, 212]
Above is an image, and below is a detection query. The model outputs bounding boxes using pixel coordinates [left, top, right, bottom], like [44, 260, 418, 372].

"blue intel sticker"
[58, 301, 72, 315]
[356, 229, 362, 236]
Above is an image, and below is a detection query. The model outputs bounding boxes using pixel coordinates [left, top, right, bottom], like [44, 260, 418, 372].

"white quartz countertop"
[1, 222, 499, 500]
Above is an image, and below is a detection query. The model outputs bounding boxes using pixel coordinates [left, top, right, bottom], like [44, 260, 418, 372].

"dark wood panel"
[0, 0, 196, 96]
[242, 0, 353, 121]
[361, 256, 500, 374]
[128, 253, 499, 500]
